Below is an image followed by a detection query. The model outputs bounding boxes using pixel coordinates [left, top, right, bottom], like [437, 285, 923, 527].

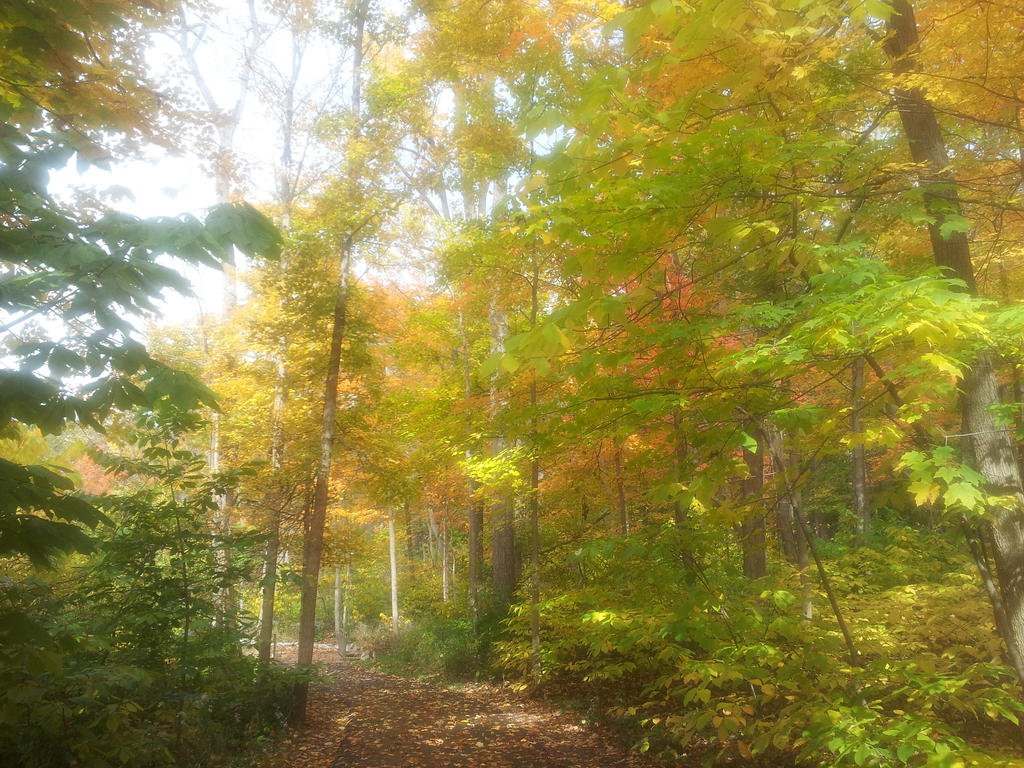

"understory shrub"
[497, 523, 1023, 767]
[373, 614, 496, 681]
[0, 573, 303, 768]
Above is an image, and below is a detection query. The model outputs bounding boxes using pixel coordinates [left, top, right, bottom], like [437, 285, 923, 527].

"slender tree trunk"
[613, 444, 629, 536]
[672, 412, 688, 527]
[791, 481, 812, 621]
[492, 497, 516, 605]
[389, 507, 400, 638]
[529, 260, 541, 677]
[458, 310, 481, 633]
[405, 500, 414, 562]
[334, 564, 342, 649]
[339, 561, 352, 663]
[767, 436, 859, 658]
[740, 439, 767, 579]
[852, 356, 870, 542]
[469, 497, 482, 629]
[1013, 363, 1024, 480]
[177, 0, 266, 631]
[764, 428, 811, 617]
[489, 301, 516, 605]
[441, 514, 449, 602]
[258, 15, 304, 662]
[258, 336, 287, 662]
[885, 0, 1024, 688]
[426, 509, 437, 566]
[769, 439, 798, 562]
[450, 531, 457, 610]
[207, 413, 236, 627]
[257, 512, 280, 661]
[292, 0, 366, 721]
[292, 242, 351, 721]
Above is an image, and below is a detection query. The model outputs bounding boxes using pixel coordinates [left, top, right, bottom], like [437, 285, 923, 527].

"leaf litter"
[268, 647, 661, 768]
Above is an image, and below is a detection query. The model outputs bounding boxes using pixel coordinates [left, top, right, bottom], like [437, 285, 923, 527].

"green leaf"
[938, 214, 971, 240]
[897, 741, 917, 762]
[864, 0, 893, 20]
[739, 431, 758, 453]
[499, 355, 520, 374]
[943, 481, 982, 510]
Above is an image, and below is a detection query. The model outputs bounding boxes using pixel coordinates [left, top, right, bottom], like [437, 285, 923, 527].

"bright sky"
[48, 0, 448, 335]
[48, 0, 350, 327]
[50, 151, 228, 325]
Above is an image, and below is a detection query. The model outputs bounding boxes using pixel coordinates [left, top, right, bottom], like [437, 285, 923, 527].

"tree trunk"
[257, 510, 280, 662]
[468, 497, 482, 630]
[492, 497, 516, 606]
[489, 301, 516, 606]
[405, 500, 414, 562]
[458, 310, 481, 633]
[740, 439, 767, 579]
[613, 444, 629, 536]
[292, 0, 366, 722]
[764, 427, 811, 617]
[450, 530, 457, 610]
[769, 441, 799, 562]
[389, 507, 400, 638]
[791, 482, 812, 621]
[884, 0, 1024, 688]
[336, 560, 350, 659]
[334, 564, 342, 650]
[258, 12, 304, 662]
[292, 242, 351, 721]
[851, 356, 870, 541]
[426, 509, 437, 567]
[672, 412, 688, 527]
[441, 514, 449, 602]
[529, 260, 541, 677]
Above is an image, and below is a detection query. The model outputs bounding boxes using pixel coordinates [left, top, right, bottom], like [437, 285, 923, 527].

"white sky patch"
[48, 150, 228, 328]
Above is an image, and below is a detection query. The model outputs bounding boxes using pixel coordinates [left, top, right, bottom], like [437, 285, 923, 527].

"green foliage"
[0, 414, 300, 768]
[896, 448, 1017, 521]
[373, 616, 487, 682]
[0, 123, 280, 566]
[496, 525, 1022, 767]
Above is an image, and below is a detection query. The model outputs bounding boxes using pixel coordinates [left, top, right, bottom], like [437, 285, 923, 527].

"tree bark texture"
[336, 560, 351, 659]
[405, 500, 414, 562]
[441, 514, 449, 602]
[257, 510, 280, 661]
[292, 240, 352, 721]
[458, 310, 481, 632]
[529, 262, 541, 676]
[885, 0, 1024, 688]
[764, 427, 811, 618]
[492, 497, 516, 606]
[489, 301, 516, 606]
[740, 440, 767, 579]
[613, 444, 629, 536]
[389, 507, 400, 637]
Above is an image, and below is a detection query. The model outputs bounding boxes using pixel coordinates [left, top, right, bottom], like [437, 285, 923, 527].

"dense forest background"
[4, 0, 1024, 766]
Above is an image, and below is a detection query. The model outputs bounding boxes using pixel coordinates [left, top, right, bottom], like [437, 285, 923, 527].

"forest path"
[269, 647, 660, 768]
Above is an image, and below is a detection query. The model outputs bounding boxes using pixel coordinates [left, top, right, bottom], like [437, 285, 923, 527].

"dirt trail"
[269, 648, 659, 768]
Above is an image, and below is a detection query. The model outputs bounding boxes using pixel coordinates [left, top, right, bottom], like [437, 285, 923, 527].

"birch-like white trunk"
[389, 507, 400, 638]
